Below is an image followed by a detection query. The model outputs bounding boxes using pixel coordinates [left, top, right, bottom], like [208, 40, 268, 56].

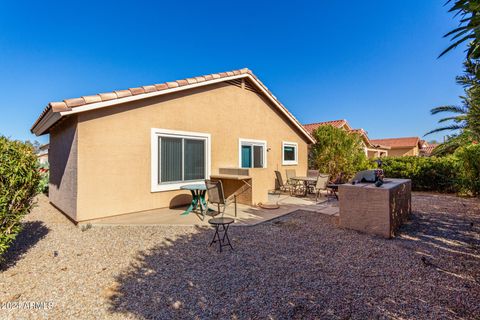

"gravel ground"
[0, 193, 479, 319]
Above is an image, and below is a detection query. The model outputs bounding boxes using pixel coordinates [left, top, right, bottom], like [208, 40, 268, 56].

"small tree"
[0, 136, 41, 257]
[309, 126, 369, 182]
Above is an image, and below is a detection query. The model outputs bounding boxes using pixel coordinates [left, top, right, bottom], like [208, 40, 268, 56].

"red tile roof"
[31, 68, 314, 143]
[303, 119, 350, 134]
[420, 144, 439, 155]
[370, 137, 421, 148]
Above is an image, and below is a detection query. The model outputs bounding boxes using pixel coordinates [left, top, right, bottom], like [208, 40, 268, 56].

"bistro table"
[290, 176, 317, 197]
[180, 184, 208, 216]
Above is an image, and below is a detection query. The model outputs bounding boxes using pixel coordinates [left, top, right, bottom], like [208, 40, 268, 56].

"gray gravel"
[0, 193, 479, 319]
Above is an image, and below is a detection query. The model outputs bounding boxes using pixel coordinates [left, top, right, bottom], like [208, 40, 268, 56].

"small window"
[282, 142, 298, 165]
[239, 139, 266, 168]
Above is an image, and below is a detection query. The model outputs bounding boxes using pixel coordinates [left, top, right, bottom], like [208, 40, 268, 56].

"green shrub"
[0, 136, 41, 257]
[309, 125, 369, 182]
[38, 162, 49, 195]
[379, 156, 460, 193]
[455, 144, 480, 196]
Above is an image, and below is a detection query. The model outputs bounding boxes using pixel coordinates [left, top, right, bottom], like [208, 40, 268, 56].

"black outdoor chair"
[205, 179, 235, 252]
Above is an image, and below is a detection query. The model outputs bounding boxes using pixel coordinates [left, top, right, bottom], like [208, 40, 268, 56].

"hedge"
[378, 156, 459, 193]
[0, 136, 41, 257]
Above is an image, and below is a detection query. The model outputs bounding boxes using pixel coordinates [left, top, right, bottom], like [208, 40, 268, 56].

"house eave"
[31, 73, 315, 143]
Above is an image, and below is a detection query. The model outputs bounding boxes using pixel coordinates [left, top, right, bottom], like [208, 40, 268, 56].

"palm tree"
[426, 59, 480, 138]
[439, 0, 480, 59]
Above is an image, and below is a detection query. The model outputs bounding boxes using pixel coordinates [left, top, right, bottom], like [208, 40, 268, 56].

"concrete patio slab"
[88, 194, 337, 227]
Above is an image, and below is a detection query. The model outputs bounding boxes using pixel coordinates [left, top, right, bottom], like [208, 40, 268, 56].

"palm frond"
[424, 124, 466, 136]
[438, 115, 468, 123]
[430, 105, 468, 115]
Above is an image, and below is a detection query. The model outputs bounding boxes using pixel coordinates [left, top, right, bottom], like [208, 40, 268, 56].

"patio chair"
[307, 170, 319, 193]
[307, 169, 319, 178]
[285, 169, 296, 185]
[275, 170, 293, 195]
[285, 169, 306, 196]
[313, 174, 330, 202]
[205, 179, 237, 219]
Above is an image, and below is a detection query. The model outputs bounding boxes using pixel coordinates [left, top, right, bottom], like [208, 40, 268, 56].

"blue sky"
[0, 0, 466, 144]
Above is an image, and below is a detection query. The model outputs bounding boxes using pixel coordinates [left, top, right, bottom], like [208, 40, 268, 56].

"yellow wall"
[388, 146, 419, 157]
[70, 82, 309, 221]
[49, 116, 78, 221]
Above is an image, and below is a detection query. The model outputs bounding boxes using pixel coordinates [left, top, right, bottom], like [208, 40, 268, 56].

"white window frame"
[282, 141, 298, 165]
[238, 138, 267, 169]
[151, 128, 211, 192]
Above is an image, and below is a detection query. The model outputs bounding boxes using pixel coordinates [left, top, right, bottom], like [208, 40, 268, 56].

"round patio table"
[180, 184, 207, 216]
[291, 176, 317, 197]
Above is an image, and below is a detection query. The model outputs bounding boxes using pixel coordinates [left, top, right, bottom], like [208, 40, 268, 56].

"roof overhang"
[31, 73, 315, 144]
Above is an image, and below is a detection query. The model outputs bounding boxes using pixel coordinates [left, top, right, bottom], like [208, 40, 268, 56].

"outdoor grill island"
[338, 177, 411, 238]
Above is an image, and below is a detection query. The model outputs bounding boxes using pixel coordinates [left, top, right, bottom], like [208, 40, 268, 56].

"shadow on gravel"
[107, 219, 344, 319]
[0, 221, 50, 271]
[108, 207, 480, 319]
[397, 206, 480, 284]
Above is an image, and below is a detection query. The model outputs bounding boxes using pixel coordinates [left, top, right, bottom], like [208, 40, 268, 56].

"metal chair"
[205, 179, 237, 218]
[313, 174, 330, 202]
[285, 169, 296, 185]
[275, 170, 292, 195]
[307, 170, 319, 178]
[307, 170, 319, 193]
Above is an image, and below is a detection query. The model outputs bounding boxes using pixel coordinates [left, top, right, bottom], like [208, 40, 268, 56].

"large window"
[282, 141, 298, 165]
[151, 129, 210, 192]
[239, 139, 266, 168]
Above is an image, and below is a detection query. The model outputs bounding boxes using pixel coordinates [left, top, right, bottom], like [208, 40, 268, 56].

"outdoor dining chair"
[307, 170, 320, 193]
[307, 170, 319, 178]
[274, 170, 293, 195]
[205, 179, 237, 218]
[285, 169, 296, 185]
[313, 174, 330, 202]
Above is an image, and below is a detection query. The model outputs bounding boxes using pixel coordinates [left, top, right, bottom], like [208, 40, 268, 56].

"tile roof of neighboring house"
[302, 120, 389, 149]
[420, 144, 439, 155]
[303, 119, 350, 134]
[31, 68, 315, 143]
[370, 137, 421, 148]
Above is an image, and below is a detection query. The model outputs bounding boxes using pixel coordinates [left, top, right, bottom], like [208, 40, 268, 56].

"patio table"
[180, 184, 208, 216]
[290, 176, 317, 197]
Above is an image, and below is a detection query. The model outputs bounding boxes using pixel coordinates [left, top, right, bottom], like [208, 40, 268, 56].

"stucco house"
[31, 68, 314, 223]
[370, 137, 422, 157]
[303, 119, 390, 158]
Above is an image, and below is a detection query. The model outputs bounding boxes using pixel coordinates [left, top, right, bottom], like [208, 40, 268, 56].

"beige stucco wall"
[72, 82, 309, 221]
[49, 116, 78, 221]
[388, 146, 419, 157]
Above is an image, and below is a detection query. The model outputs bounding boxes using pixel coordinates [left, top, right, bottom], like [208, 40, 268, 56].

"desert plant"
[309, 125, 369, 182]
[0, 136, 41, 257]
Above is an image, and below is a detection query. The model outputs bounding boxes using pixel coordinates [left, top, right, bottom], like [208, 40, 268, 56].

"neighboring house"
[37, 143, 49, 165]
[303, 119, 390, 158]
[419, 143, 439, 157]
[370, 137, 422, 157]
[31, 68, 314, 223]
